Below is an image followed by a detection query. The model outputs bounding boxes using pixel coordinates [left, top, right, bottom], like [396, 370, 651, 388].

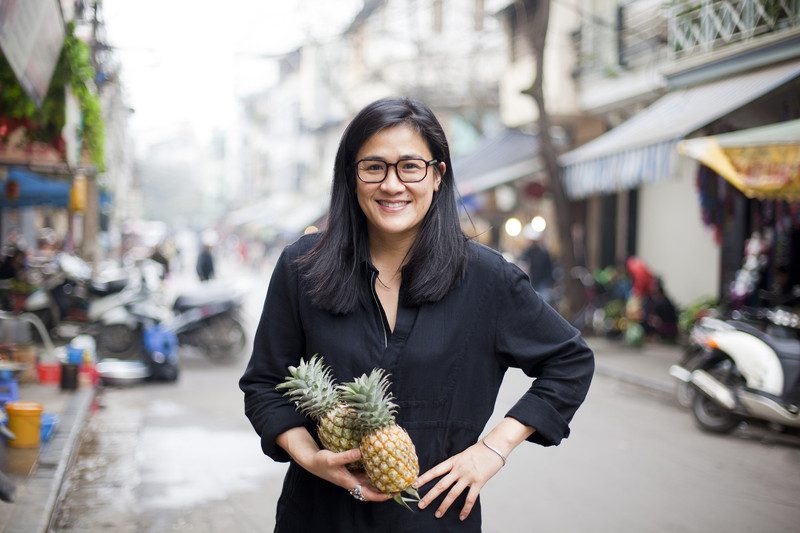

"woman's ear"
[434, 161, 445, 191]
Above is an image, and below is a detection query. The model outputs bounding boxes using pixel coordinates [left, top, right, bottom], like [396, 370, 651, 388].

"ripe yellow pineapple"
[339, 369, 420, 509]
[276, 355, 362, 469]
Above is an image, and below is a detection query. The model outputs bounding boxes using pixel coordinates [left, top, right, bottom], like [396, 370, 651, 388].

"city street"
[50, 265, 800, 533]
[2, 3, 799, 532]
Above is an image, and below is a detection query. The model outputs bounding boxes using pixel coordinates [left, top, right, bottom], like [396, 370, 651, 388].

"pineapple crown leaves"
[275, 355, 339, 421]
[338, 368, 398, 430]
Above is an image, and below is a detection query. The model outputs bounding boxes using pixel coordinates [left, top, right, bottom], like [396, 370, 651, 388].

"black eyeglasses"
[356, 158, 439, 183]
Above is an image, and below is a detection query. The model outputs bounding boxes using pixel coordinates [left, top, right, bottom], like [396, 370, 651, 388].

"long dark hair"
[297, 97, 468, 314]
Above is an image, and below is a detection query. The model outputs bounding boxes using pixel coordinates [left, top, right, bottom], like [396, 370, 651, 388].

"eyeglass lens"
[357, 159, 428, 182]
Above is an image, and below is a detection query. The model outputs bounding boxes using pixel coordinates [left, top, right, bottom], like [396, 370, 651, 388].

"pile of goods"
[277, 355, 420, 509]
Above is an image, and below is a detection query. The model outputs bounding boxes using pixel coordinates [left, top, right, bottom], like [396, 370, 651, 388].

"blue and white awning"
[560, 60, 800, 199]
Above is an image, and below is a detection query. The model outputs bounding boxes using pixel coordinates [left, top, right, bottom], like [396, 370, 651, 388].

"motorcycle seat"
[89, 278, 128, 296]
[730, 320, 800, 361]
[173, 289, 239, 312]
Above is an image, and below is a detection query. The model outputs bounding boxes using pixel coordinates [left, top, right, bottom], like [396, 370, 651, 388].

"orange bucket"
[5, 401, 44, 448]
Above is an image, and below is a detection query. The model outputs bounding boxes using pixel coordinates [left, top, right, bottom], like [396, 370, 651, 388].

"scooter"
[670, 306, 800, 434]
[25, 255, 160, 359]
[170, 281, 247, 362]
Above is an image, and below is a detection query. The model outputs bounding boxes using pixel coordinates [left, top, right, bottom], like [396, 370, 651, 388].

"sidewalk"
[0, 380, 95, 533]
[586, 335, 682, 399]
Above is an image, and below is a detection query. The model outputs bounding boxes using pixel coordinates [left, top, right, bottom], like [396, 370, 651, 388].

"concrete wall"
[636, 162, 720, 307]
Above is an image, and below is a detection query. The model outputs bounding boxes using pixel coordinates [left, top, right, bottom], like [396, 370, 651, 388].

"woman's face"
[355, 124, 443, 243]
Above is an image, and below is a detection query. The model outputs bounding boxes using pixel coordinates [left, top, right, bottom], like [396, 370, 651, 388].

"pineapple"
[339, 369, 420, 509]
[276, 355, 362, 469]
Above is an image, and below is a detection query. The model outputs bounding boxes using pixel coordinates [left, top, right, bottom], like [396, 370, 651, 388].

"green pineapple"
[339, 369, 420, 509]
[276, 355, 362, 469]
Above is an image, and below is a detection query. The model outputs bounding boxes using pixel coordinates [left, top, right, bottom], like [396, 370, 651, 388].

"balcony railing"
[668, 0, 800, 58]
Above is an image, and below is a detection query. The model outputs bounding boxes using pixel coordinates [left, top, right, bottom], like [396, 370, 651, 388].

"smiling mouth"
[377, 200, 410, 209]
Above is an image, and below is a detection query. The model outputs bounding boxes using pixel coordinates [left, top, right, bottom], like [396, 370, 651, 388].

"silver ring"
[348, 484, 366, 502]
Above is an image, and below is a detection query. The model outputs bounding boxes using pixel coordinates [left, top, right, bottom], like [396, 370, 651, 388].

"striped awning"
[453, 128, 542, 196]
[560, 60, 800, 199]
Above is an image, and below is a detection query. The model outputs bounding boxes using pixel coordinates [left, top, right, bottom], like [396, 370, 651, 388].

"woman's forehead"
[356, 124, 430, 157]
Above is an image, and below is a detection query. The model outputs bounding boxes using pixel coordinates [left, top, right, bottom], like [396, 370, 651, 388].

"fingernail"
[460, 514, 466, 521]
[435, 511, 442, 519]
[418, 501, 425, 509]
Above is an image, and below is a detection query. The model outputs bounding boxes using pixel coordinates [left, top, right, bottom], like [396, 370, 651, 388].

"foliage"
[0, 22, 104, 169]
[678, 296, 718, 334]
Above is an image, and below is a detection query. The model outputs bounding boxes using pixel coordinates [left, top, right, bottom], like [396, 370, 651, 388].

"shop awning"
[453, 128, 541, 195]
[226, 192, 295, 227]
[0, 167, 71, 208]
[272, 198, 328, 235]
[228, 192, 328, 236]
[560, 60, 800, 199]
[677, 119, 800, 201]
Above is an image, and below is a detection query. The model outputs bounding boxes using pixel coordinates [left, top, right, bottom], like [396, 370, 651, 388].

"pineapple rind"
[360, 424, 418, 494]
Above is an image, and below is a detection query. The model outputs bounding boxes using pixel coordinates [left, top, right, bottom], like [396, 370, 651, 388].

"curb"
[4, 387, 95, 533]
[594, 363, 676, 401]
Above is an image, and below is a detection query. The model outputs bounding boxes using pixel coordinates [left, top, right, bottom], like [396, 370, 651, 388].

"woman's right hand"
[276, 427, 390, 502]
[301, 448, 390, 502]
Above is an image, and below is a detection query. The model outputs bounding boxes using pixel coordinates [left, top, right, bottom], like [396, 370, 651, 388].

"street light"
[504, 217, 522, 237]
[531, 215, 546, 233]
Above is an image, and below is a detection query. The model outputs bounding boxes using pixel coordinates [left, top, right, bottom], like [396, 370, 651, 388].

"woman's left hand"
[415, 441, 505, 521]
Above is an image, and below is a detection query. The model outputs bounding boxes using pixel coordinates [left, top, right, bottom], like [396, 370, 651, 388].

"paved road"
[52, 263, 800, 532]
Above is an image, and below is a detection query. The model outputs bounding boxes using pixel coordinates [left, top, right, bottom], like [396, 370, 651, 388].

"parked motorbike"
[672, 314, 729, 407]
[169, 281, 247, 362]
[23, 254, 149, 357]
[670, 306, 800, 434]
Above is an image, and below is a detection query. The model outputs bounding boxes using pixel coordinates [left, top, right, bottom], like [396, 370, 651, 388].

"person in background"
[240, 97, 594, 532]
[643, 277, 679, 342]
[150, 244, 170, 278]
[519, 230, 555, 305]
[0, 247, 26, 281]
[196, 243, 215, 281]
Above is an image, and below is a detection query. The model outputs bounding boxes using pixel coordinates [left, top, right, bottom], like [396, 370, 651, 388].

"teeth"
[379, 201, 407, 208]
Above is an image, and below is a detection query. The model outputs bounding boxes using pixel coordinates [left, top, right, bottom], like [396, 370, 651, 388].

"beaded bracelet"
[481, 439, 507, 466]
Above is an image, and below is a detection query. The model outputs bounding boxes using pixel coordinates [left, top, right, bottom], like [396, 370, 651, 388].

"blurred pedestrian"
[150, 244, 170, 278]
[643, 278, 679, 342]
[240, 97, 594, 531]
[196, 244, 215, 281]
[519, 230, 555, 304]
[0, 247, 26, 281]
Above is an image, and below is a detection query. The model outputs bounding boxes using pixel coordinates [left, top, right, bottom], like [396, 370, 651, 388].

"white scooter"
[670, 307, 800, 434]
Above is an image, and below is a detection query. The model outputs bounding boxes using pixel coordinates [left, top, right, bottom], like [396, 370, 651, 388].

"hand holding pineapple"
[275, 427, 392, 502]
[338, 369, 421, 509]
[277, 357, 420, 509]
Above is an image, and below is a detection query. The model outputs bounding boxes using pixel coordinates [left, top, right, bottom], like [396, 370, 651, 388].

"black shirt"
[240, 234, 594, 532]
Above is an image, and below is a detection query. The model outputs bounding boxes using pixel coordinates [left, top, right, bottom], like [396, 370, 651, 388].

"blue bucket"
[40, 413, 59, 442]
[66, 346, 84, 365]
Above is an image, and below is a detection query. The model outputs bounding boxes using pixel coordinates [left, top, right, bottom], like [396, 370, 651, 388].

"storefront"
[678, 119, 800, 306]
[559, 59, 800, 306]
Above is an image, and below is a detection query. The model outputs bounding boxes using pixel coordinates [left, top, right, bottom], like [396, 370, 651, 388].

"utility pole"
[520, 0, 584, 317]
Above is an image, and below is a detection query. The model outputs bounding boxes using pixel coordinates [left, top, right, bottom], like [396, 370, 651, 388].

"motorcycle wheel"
[691, 356, 741, 434]
[202, 315, 247, 363]
[96, 324, 140, 359]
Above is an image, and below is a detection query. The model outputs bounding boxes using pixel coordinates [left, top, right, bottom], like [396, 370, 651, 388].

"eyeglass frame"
[355, 157, 440, 184]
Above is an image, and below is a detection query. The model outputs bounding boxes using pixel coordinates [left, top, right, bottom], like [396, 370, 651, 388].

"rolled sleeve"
[240, 244, 310, 462]
[495, 259, 594, 447]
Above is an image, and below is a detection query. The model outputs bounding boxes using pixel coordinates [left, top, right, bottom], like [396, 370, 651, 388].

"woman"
[240, 97, 594, 531]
